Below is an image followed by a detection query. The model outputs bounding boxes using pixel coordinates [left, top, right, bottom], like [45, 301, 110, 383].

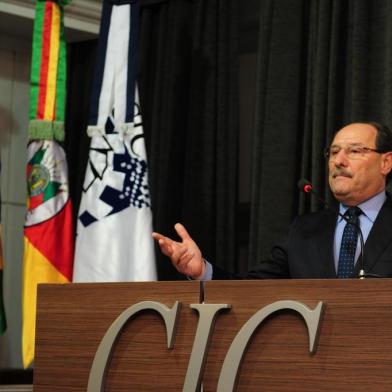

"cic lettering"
[87, 300, 325, 392]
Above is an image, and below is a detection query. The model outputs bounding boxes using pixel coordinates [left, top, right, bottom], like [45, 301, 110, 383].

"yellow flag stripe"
[43, 2, 60, 120]
[22, 236, 69, 368]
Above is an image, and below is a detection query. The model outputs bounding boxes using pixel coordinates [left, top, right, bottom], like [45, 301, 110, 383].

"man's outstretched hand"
[152, 223, 206, 279]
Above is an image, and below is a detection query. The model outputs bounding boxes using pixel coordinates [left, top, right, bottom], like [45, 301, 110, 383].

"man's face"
[328, 123, 392, 206]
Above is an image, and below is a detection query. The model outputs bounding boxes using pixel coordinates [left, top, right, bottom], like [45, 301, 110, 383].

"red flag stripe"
[36, 2, 53, 120]
[24, 201, 74, 281]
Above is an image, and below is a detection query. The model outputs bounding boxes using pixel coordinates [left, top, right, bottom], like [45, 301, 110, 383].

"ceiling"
[0, 0, 101, 42]
[0, 0, 260, 51]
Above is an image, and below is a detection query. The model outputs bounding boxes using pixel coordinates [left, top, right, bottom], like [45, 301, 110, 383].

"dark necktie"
[337, 207, 362, 278]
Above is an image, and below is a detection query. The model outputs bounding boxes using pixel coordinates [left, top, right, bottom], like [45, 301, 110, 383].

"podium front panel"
[34, 281, 200, 391]
[203, 279, 392, 392]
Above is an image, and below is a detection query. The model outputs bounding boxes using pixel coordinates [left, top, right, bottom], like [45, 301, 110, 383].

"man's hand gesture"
[152, 223, 205, 279]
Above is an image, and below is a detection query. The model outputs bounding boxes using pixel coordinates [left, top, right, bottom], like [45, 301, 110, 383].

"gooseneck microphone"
[297, 178, 371, 279]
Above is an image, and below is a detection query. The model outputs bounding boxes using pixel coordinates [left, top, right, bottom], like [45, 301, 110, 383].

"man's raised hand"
[152, 223, 205, 279]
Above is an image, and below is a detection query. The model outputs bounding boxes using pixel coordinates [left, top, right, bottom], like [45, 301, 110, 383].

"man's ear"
[381, 151, 392, 176]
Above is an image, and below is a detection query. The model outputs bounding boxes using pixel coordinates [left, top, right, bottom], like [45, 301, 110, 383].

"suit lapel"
[355, 197, 392, 274]
[315, 209, 338, 278]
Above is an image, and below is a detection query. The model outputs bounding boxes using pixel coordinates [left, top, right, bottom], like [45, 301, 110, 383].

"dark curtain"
[249, 0, 392, 266]
[65, 40, 96, 232]
[65, 0, 240, 280]
[139, 0, 239, 279]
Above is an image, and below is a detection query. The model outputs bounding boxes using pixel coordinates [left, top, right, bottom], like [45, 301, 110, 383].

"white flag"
[73, 0, 156, 282]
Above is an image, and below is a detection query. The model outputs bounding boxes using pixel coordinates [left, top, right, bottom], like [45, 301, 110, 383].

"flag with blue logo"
[73, 0, 156, 282]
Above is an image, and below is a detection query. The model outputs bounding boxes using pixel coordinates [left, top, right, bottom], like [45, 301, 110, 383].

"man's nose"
[331, 149, 349, 166]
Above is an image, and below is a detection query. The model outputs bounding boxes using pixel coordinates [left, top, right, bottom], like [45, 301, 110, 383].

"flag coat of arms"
[73, 0, 156, 282]
[22, 0, 74, 368]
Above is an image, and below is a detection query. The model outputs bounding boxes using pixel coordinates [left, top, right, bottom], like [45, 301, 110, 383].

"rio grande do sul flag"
[73, 0, 156, 282]
[22, 0, 74, 368]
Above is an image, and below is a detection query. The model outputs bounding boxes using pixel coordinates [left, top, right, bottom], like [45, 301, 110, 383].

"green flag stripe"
[55, 9, 66, 123]
[29, 1, 45, 121]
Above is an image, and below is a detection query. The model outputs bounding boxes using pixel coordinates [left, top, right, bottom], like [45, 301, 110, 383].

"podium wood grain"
[34, 281, 200, 391]
[202, 279, 392, 392]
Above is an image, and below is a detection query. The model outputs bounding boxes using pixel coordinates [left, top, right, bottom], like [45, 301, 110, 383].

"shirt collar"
[338, 190, 387, 223]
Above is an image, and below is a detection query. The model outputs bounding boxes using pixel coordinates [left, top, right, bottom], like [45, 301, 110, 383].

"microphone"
[297, 178, 376, 279]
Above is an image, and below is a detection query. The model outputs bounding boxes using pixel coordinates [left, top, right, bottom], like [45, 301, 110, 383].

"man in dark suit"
[153, 122, 392, 279]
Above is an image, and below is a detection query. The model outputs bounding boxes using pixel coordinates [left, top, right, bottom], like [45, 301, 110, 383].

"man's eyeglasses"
[324, 145, 384, 160]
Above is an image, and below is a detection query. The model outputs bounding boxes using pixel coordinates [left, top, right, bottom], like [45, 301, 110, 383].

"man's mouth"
[332, 171, 352, 179]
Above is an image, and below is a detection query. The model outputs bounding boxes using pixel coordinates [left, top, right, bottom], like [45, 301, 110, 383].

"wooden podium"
[34, 279, 392, 391]
[34, 281, 201, 391]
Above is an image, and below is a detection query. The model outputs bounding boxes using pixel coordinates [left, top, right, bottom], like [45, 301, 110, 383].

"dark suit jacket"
[213, 197, 392, 279]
